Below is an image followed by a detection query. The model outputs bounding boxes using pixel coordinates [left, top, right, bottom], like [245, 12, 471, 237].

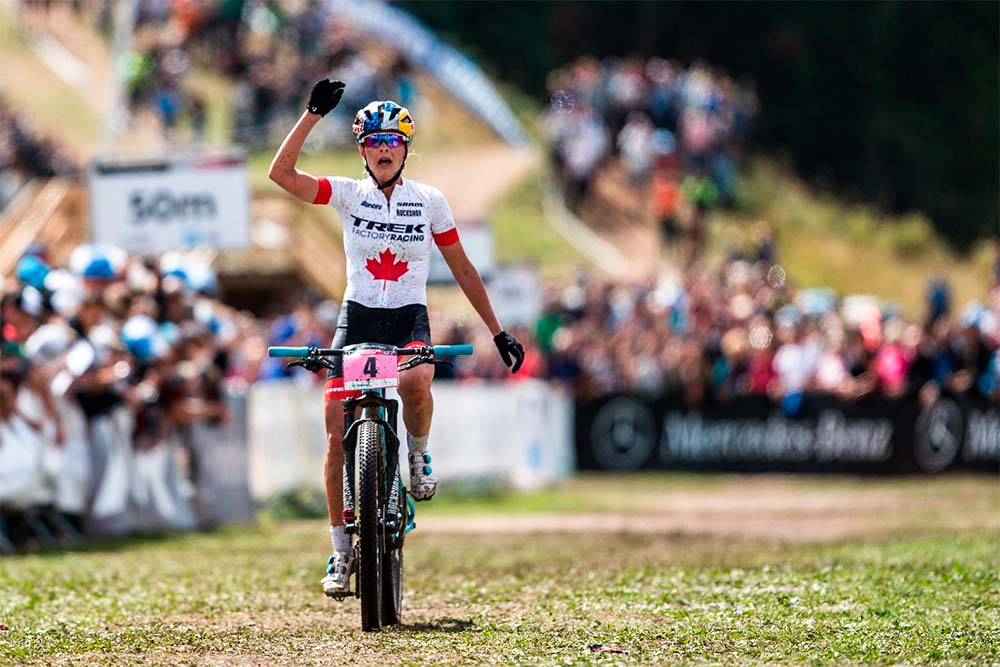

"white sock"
[330, 525, 351, 553]
[407, 432, 429, 457]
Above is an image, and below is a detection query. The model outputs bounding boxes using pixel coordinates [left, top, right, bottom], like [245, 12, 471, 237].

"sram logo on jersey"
[396, 201, 423, 217]
[350, 216, 425, 242]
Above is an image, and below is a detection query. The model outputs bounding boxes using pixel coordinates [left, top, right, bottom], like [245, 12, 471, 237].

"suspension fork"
[340, 393, 403, 535]
[383, 398, 403, 542]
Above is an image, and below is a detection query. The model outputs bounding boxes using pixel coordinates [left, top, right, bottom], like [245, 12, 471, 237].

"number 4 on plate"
[364, 356, 378, 378]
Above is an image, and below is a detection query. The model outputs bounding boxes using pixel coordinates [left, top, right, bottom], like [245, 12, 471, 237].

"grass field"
[2, 474, 998, 666]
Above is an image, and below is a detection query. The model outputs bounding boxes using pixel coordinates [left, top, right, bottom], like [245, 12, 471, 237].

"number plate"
[343, 345, 398, 390]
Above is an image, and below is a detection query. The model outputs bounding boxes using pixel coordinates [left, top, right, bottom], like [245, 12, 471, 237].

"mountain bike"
[267, 342, 473, 631]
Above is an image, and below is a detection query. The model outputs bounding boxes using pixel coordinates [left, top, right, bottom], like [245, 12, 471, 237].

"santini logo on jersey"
[360, 200, 383, 210]
[351, 216, 425, 242]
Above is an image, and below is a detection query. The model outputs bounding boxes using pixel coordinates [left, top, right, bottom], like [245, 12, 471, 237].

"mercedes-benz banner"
[89, 153, 250, 252]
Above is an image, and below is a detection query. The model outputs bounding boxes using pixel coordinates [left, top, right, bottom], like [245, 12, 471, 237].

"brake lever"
[287, 358, 333, 373]
[397, 354, 433, 372]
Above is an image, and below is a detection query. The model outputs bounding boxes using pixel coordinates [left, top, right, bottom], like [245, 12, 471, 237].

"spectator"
[617, 112, 654, 184]
[650, 156, 683, 258]
[873, 319, 910, 398]
[553, 102, 609, 210]
[926, 276, 951, 326]
[814, 326, 851, 397]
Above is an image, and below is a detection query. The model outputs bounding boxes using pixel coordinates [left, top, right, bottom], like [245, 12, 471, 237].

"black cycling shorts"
[324, 300, 431, 400]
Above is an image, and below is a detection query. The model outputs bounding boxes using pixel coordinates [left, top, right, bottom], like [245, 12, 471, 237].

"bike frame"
[266, 343, 472, 627]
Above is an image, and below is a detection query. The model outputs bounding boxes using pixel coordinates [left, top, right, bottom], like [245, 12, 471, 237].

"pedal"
[325, 590, 353, 601]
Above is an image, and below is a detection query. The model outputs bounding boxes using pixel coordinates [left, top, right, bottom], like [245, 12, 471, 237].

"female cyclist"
[268, 79, 524, 595]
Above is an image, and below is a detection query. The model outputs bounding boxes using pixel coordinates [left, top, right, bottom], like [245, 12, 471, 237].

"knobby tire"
[358, 421, 383, 631]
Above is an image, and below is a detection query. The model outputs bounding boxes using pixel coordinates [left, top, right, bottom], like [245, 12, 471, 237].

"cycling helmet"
[352, 100, 415, 144]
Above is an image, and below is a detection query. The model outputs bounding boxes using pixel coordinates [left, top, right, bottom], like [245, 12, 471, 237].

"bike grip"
[433, 344, 474, 356]
[268, 346, 311, 358]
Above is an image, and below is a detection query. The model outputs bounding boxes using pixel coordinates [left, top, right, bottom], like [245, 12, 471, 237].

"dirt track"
[424, 476, 1000, 543]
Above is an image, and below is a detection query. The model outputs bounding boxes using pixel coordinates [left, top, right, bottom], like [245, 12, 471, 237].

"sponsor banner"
[324, 0, 530, 146]
[576, 392, 998, 474]
[88, 153, 250, 252]
[913, 394, 1000, 473]
[248, 379, 573, 498]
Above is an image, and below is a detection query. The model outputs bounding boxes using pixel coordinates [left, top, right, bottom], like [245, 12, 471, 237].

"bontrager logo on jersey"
[350, 216, 425, 242]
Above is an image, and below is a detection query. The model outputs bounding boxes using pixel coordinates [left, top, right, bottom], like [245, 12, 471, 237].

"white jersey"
[314, 176, 459, 309]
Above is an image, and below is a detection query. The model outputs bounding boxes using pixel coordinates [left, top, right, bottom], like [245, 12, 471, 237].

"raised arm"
[267, 79, 345, 203]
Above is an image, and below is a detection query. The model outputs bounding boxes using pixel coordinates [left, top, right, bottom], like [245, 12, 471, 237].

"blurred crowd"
[13, 1, 418, 151]
[116, 0, 416, 148]
[3, 237, 997, 547]
[438, 240, 1000, 412]
[544, 56, 757, 262]
[0, 243, 268, 548]
[0, 96, 79, 212]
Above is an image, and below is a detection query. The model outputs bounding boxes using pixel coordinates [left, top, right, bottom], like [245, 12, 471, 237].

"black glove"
[307, 79, 345, 117]
[493, 331, 524, 374]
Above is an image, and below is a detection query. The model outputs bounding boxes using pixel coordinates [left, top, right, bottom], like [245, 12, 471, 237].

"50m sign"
[129, 190, 217, 224]
[89, 155, 249, 252]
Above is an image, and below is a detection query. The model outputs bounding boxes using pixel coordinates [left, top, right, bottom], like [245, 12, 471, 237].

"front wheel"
[357, 421, 383, 631]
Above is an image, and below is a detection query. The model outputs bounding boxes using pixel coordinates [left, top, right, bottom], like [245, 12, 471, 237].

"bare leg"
[398, 364, 437, 500]
[398, 364, 435, 437]
[324, 398, 345, 526]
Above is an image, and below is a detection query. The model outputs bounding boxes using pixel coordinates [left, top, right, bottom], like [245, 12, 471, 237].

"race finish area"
[2, 474, 997, 666]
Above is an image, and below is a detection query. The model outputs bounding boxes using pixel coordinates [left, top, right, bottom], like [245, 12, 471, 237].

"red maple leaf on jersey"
[365, 248, 409, 289]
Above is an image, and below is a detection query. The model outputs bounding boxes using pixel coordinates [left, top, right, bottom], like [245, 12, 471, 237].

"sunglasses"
[362, 133, 406, 148]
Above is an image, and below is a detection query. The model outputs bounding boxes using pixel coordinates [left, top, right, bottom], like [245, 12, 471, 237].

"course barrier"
[248, 379, 575, 499]
[1, 390, 254, 543]
[575, 391, 999, 474]
[8, 379, 989, 550]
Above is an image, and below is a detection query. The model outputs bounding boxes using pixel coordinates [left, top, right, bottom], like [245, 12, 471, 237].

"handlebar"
[267, 344, 474, 358]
